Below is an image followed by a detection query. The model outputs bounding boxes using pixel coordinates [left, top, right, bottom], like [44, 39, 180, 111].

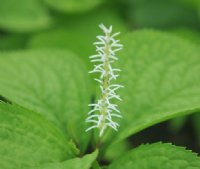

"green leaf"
[175, 0, 200, 9]
[43, 0, 103, 13]
[113, 30, 200, 142]
[127, 0, 198, 29]
[0, 33, 27, 50]
[0, 0, 51, 32]
[0, 50, 91, 152]
[0, 102, 77, 168]
[28, 8, 127, 67]
[104, 141, 129, 161]
[169, 116, 187, 133]
[108, 143, 200, 169]
[29, 150, 98, 169]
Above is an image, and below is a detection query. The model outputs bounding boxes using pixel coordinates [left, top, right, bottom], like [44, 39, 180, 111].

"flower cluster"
[86, 24, 123, 137]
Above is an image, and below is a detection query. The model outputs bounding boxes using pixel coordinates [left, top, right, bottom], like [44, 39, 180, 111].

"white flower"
[86, 24, 123, 137]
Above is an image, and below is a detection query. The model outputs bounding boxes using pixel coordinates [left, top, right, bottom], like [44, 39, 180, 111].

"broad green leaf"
[108, 143, 200, 169]
[28, 8, 127, 66]
[29, 150, 98, 169]
[0, 50, 91, 152]
[0, 0, 51, 32]
[113, 30, 200, 143]
[0, 102, 77, 168]
[43, 0, 103, 13]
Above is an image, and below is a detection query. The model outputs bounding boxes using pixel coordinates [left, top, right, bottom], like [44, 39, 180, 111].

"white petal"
[86, 125, 98, 132]
[111, 32, 120, 38]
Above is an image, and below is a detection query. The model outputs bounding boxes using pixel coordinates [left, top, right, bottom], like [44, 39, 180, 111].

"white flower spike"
[86, 24, 123, 137]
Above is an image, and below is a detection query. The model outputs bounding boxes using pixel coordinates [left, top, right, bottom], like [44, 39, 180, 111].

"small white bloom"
[86, 24, 123, 137]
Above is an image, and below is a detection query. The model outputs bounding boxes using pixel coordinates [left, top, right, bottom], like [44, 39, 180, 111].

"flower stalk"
[86, 24, 123, 137]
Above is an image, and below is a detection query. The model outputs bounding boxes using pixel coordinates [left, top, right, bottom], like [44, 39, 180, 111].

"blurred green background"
[0, 0, 200, 154]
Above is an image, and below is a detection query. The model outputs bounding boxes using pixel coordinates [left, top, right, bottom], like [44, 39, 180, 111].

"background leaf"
[126, 0, 199, 29]
[104, 141, 129, 161]
[175, 0, 200, 9]
[43, 0, 104, 13]
[0, 0, 51, 32]
[168, 116, 187, 133]
[0, 50, 91, 152]
[0, 33, 28, 50]
[0, 102, 77, 168]
[169, 27, 200, 45]
[108, 143, 200, 169]
[193, 113, 200, 145]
